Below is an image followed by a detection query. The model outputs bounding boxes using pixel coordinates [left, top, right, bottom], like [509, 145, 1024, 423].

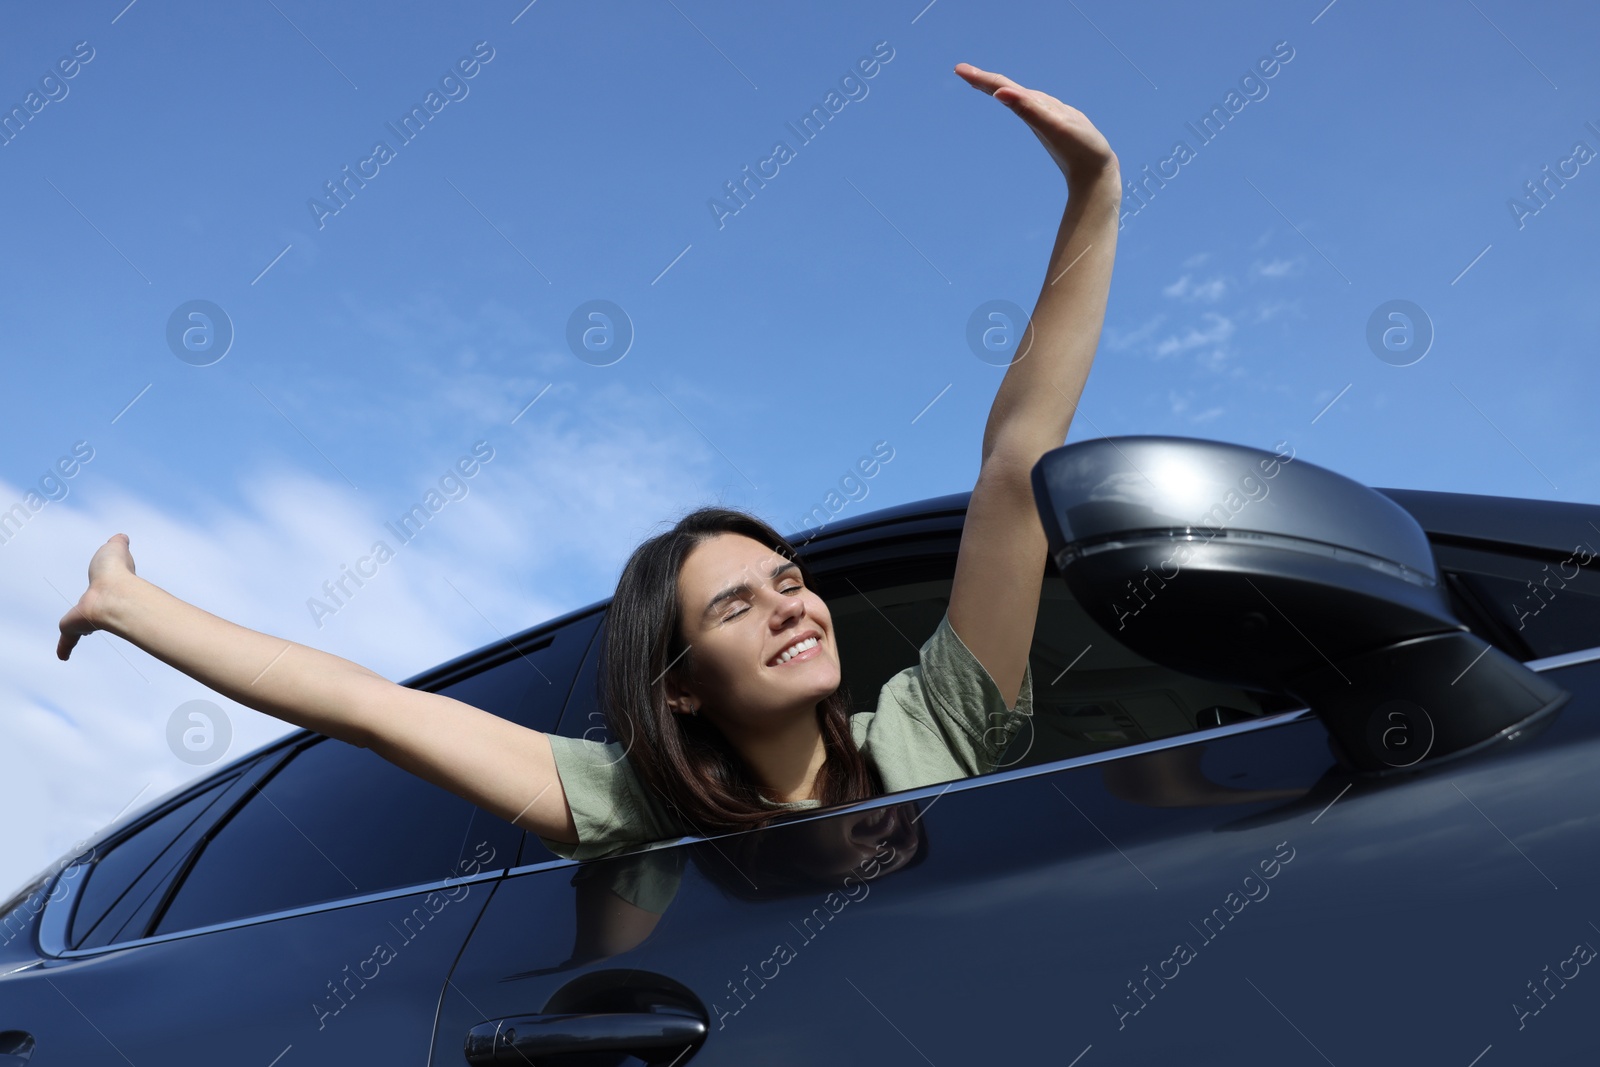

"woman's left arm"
[946, 63, 1123, 710]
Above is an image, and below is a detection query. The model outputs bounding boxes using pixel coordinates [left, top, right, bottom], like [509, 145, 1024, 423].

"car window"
[818, 558, 1300, 773]
[149, 734, 518, 937]
[557, 551, 1298, 785]
[112, 621, 598, 940]
[426, 612, 600, 731]
[67, 776, 236, 950]
[1435, 542, 1600, 660]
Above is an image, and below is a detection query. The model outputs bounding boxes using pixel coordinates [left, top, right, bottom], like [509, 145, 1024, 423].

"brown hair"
[600, 506, 881, 835]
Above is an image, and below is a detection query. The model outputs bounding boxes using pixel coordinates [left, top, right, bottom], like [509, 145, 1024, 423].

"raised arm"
[58, 533, 579, 843]
[945, 63, 1122, 709]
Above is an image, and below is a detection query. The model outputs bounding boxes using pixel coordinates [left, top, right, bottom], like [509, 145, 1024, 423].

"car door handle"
[463, 1010, 706, 1064]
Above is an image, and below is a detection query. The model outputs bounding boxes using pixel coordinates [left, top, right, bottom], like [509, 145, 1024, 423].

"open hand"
[58, 533, 137, 661]
[955, 62, 1118, 189]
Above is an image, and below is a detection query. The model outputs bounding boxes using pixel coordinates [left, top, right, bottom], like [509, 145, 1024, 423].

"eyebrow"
[703, 559, 800, 619]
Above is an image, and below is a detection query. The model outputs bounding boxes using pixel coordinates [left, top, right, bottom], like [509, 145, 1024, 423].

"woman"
[57, 62, 1121, 866]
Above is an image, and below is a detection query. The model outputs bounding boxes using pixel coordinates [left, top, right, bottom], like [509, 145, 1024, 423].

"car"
[3, 434, 1598, 1065]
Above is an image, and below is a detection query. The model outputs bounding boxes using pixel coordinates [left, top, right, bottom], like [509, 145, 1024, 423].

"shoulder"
[538, 735, 687, 862]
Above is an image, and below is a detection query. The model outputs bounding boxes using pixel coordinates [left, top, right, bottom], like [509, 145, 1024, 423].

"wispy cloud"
[1153, 311, 1235, 360]
[0, 370, 733, 897]
[1168, 390, 1226, 424]
[1251, 257, 1301, 278]
[1250, 299, 1301, 324]
[1162, 273, 1228, 302]
[1103, 313, 1167, 352]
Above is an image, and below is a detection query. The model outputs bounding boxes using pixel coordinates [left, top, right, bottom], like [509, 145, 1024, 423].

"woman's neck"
[723, 704, 829, 803]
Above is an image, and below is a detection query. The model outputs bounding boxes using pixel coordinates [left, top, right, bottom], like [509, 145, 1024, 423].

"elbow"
[978, 444, 1045, 494]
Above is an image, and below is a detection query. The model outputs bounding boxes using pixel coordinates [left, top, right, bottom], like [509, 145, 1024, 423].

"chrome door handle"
[464, 1009, 705, 1064]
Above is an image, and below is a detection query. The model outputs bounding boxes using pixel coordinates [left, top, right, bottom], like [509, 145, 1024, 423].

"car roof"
[164, 478, 1596, 833]
[400, 484, 1597, 690]
[1376, 487, 1600, 557]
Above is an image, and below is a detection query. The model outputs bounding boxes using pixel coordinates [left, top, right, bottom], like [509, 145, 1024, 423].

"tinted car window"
[133, 620, 598, 937]
[428, 612, 600, 731]
[819, 560, 1298, 772]
[1436, 542, 1600, 659]
[151, 735, 516, 936]
[557, 551, 1297, 781]
[69, 777, 235, 949]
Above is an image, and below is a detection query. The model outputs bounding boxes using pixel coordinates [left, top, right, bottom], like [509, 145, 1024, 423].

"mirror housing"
[1030, 435, 1567, 773]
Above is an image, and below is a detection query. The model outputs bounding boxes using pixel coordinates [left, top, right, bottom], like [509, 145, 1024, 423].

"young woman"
[57, 62, 1121, 866]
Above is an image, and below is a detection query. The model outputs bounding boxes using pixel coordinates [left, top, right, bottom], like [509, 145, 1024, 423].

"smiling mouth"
[769, 634, 822, 666]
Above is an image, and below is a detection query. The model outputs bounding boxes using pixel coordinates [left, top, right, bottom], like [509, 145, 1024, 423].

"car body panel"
[4, 474, 1598, 1065]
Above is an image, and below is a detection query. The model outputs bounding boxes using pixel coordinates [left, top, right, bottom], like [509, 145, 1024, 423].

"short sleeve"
[858, 611, 1036, 789]
[573, 847, 689, 915]
[536, 734, 688, 862]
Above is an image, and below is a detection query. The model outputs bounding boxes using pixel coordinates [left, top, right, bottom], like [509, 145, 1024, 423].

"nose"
[771, 587, 805, 627]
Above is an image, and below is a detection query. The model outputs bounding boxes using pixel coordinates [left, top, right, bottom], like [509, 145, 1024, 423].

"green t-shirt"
[536, 610, 1035, 885]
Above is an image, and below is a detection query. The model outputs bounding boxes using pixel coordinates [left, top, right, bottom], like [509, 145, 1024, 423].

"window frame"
[524, 496, 1600, 871]
[43, 493, 1600, 949]
[38, 611, 604, 958]
[37, 737, 296, 957]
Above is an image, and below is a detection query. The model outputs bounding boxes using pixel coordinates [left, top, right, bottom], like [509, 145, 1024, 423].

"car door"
[427, 531, 1323, 1065]
[431, 504, 1600, 1065]
[0, 610, 598, 1066]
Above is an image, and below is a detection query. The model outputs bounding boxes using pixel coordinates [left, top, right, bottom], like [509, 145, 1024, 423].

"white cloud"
[1167, 392, 1224, 425]
[1162, 274, 1227, 302]
[1251, 299, 1301, 324]
[0, 374, 730, 898]
[1252, 257, 1301, 278]
[1103, 313, 1167, 352]
[1153, 312, 1235, 360]
[1181, 252, 1211, 269]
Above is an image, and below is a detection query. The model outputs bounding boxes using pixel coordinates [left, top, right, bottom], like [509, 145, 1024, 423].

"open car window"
[820, 555, 1301, 778]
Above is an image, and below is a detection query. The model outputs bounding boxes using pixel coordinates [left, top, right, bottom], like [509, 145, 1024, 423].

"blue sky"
[3, 0, 1597, 892]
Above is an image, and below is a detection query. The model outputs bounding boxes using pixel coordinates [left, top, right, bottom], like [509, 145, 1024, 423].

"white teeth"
[774, 636, 819, 664]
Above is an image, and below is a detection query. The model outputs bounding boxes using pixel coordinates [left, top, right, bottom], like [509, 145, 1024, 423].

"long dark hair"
[600, 506, 882, 835]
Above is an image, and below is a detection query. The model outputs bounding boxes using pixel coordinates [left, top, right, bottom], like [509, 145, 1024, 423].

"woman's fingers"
[57, 603, 90, 661]
[955, 63, 1051, 118]
[953, 62, 1028, 98]
[955, 60, 1118, 185]
[58, 533, 135, 661]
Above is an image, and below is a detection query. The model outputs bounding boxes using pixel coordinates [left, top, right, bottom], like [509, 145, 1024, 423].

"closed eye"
[722, 584, 804, 621]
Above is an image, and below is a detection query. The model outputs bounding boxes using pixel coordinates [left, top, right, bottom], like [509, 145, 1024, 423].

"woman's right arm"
[58, 534, 580, 844]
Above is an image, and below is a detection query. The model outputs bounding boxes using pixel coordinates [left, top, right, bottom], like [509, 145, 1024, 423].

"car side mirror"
[1030, 435, 1568, 773]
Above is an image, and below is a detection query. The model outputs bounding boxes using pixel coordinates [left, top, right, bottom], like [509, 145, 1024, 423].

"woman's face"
[670, 532, 841, 729]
